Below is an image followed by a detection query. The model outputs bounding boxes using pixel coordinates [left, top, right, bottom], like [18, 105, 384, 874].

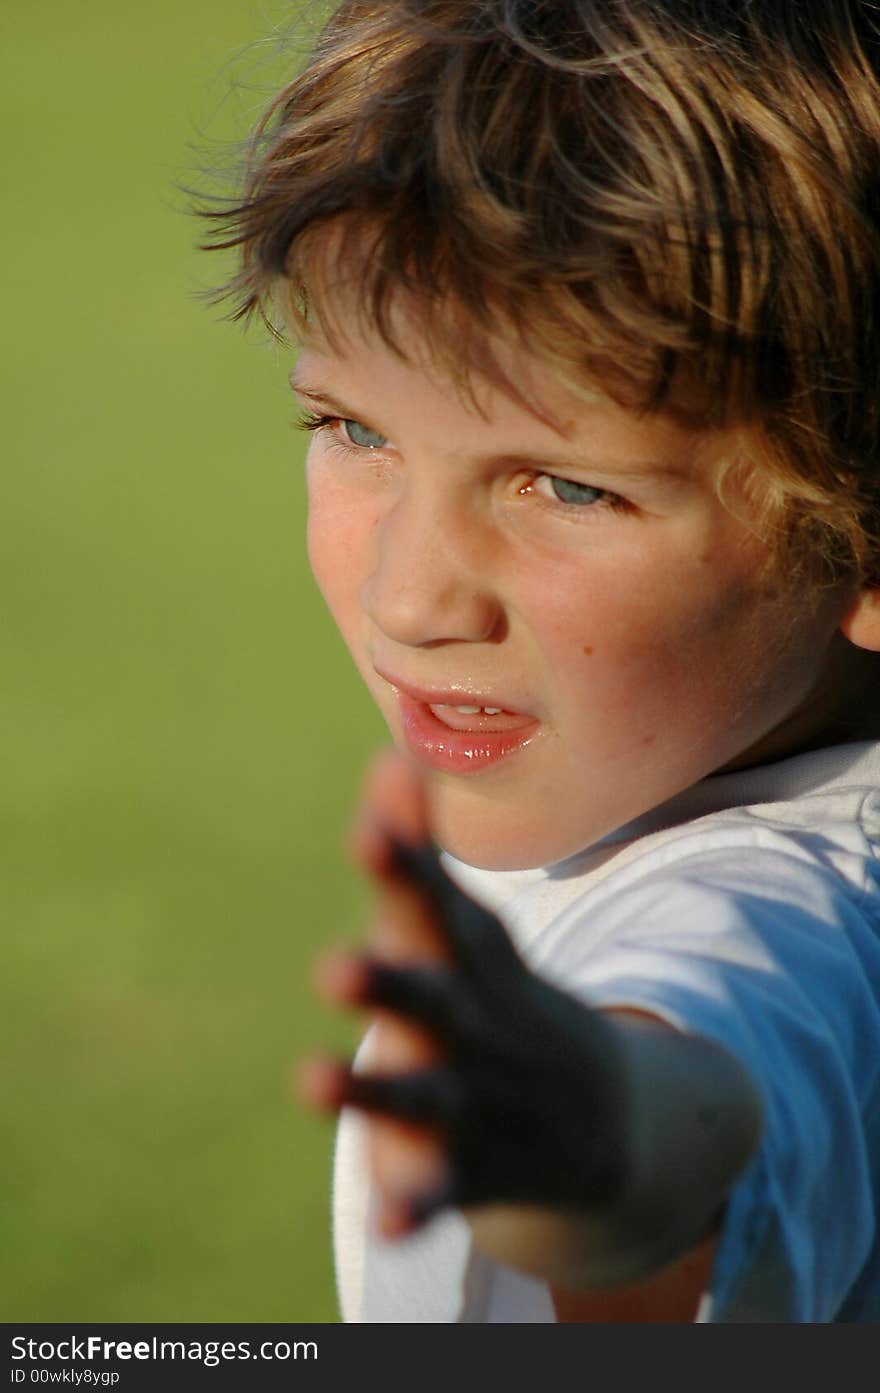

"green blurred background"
[1, 0, 384, 1320]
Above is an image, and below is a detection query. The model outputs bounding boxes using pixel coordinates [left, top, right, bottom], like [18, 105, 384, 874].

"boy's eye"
[533, 474, 606, 507]
[341, 419, 387, 449]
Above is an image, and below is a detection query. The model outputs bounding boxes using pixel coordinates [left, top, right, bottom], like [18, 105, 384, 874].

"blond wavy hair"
[202, 0, 880, 581]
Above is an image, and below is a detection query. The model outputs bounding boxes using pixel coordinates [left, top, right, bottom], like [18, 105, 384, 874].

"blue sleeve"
[545, 842, 880, 1321]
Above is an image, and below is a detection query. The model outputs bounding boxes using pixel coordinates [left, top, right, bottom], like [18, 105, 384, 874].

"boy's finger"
[298, 1059, 455, 1237]
[376, 1174, 458, 1238]
[388, 839, 522, 976]
[313, 950, 465, 1067]
[316, 950, 463, 1042]
[347, 750, 521, 977]
[369, 1107, 459, 1238]
[358, 959, 461, 1040]
[370, 1120, 454, 1235]
[402, 1173, 459, 1229]
[347, 749, 431, 874]
[368, 872, 454, 963]
[311, 948, 371, 1006]
[339, 1064, 466, 1127]
[369, 1114, 446, 1212]
[296, 1054, 349, 1112]
[311, 949, 445, 1100]
[348, 751, 452, 961]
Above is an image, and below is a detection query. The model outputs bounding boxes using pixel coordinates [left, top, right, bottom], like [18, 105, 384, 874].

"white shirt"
[333, 742, 880, 1322]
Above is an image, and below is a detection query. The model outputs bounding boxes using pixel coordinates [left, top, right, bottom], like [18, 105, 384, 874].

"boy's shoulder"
[443, 742, 880, 1045]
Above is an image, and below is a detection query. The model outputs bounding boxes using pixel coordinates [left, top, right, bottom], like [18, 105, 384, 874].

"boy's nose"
[359, 494, 504, 648]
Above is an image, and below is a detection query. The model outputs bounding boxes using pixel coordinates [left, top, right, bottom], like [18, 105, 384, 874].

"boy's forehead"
[286, 232, 604, 423]
[294, 325, 598, 436]
[294, 288, 669, 441]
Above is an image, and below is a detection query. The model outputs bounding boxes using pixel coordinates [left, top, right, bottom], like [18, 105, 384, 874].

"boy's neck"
[721, 637, 880, 775]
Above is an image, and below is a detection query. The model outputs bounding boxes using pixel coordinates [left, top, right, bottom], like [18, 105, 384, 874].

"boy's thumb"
[347, 748, 432, 871]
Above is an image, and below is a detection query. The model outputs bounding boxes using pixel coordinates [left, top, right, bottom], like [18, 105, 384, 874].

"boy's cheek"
[306, 479, 373, 635]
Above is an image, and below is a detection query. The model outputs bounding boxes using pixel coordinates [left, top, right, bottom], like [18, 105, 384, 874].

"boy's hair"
[203, 1, 880, 581]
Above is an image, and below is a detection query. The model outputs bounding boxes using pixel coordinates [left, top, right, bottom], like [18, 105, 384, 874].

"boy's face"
[294, 315, 853, 869]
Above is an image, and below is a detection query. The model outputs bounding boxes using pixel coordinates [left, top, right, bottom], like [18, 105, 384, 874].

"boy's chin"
[426, 782, 583, 872]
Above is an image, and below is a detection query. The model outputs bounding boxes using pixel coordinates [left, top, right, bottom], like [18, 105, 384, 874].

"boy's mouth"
[374, 668, 539, 773]
[373, 667, 535, 727]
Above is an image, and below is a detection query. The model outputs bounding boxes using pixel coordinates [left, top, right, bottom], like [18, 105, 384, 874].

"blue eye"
[342, 419, 387, 449]
[548, 476, 604, 506]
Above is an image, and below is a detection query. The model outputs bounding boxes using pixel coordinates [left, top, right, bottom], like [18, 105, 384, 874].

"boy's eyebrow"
[290, 375, 356, 418]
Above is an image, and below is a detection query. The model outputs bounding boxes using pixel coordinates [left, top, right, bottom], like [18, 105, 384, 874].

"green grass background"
[1, 0, 385, 1320]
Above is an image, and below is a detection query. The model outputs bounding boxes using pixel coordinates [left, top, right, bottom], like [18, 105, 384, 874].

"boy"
[204, 1, 880, 1320]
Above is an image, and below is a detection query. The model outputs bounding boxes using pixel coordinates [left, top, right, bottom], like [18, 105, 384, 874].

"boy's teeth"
[426, 700, 536, 733]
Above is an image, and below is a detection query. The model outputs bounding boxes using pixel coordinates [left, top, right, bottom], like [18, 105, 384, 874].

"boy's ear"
[839, 585, 880, 651]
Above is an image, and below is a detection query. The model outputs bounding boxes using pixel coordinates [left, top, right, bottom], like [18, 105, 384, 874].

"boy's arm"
[457, 997, 759, 1291]
[461, 1001, 754, 1292]
[548, 1223, 718, 1322]
[307, 827, 762, 1296]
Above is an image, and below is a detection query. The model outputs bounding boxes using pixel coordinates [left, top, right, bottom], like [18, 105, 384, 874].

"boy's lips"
[373, 668, 540, 773]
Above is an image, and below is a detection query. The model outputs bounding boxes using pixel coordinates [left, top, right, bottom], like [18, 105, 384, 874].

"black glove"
[336, 838, 629, 1230]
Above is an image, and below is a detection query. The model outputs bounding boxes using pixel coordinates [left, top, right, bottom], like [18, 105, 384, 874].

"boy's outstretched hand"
[299, 751, 629, 1249]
